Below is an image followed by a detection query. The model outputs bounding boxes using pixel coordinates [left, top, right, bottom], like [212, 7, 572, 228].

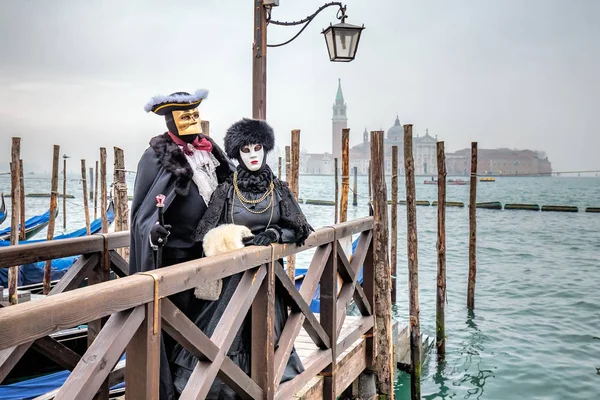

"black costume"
[171, 118, 313, 398]
[129, 90, 232, 400]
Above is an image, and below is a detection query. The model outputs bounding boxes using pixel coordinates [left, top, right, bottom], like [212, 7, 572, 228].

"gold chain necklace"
[233, 170, 274, 204]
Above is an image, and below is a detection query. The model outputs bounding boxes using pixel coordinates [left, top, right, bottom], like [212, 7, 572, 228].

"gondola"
[0, 207, 59, 241]
[0, 193, 6, 225]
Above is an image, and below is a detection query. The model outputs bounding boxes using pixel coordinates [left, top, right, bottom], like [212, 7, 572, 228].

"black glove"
[245, 228, 279, 246]
[150, 223, 172, 247]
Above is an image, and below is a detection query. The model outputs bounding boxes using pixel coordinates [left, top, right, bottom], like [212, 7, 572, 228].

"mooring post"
[18, 159, 25, 241]
[100, 148, 108, 234]
[403, 124, 421, 400]
[62, 155, 67, 230]
[43, 145, 60, 295]
[200, 120, 210, 137]
[114, 147, 130, 261]
[436, 141, 447, 357]
[334, 158, 339, 224]
[467, 142, 478, 309]
[352, 166, 358, 206]
[8, 138, 21, 305]
[89, 167, 94, 201]
[391, 146, 398, 303]
[287, 130, 300, 282]
[81, 160, 91, 235]
[278, 156, 282, 180]
[340, 128, 350, 223]
[370, 130, 394, 398]
[94, 161, 99, 220]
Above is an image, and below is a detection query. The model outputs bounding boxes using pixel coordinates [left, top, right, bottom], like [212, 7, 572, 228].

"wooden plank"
[55, 306, 144, 400]
[113, 147, 130, 262]
[109, 250, 129, 278]
[161, 299, 262, 399]
[181, 267, 266, 400]
[363, 239, 375, 368]
[125, 303, 160, 400]
[276, 350, 331, 400]
[250, 262, 275, 400]
[50, 253, 100, 295]
[8, 138, 21, 305]
[0, 231, 129, 269]
[320, 239, 337, 399]
[31, 336, 81, 371]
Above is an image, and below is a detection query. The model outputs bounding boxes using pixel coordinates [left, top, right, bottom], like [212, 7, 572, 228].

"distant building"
[446, 148, 552, 176]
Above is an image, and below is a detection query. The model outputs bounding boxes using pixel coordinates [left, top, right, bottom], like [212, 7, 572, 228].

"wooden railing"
[0, 216, 375, 399]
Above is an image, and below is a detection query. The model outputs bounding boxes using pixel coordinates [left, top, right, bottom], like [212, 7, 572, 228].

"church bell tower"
[332, 79, 348, 160]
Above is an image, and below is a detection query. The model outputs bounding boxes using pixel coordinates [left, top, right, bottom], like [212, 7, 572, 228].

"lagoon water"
[1, 173, 599, 399]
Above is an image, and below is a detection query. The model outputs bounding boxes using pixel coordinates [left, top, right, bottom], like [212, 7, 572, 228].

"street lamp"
[252, 1, 365, 119]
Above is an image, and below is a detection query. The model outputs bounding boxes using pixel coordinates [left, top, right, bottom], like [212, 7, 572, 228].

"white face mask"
[239, 143, 265, 172]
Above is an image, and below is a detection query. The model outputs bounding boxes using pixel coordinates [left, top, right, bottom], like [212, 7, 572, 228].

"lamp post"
[252, 1, 365, 119]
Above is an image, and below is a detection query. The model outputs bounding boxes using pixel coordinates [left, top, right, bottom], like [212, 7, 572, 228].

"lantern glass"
[322, 22, 364, 62]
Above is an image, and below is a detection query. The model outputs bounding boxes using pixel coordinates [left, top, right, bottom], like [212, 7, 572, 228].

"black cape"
[129, 132, 232, 275]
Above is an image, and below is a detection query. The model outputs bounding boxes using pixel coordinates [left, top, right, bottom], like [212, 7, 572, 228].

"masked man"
[129, 89, 232, 400]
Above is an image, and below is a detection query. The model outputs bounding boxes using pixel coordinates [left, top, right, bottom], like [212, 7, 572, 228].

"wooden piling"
[81, 160, 91, 235]
[467, 142, 478, 309]
[285, 146, 291, 182]
[403, 124, 421, 400]
[62, 155, 67, 230]
[352, 166, 358, 206]
[8, 138, 21, 305]
[278, 156, 282, 180]
[18, 159, 25, 241]
[100, 148, 108, 234]
[114, 147, 130, 261]
[89, 167, 94, 201]
[391, 146, 398, 303]
[43, 146, 60, 295]
[287, 130, 300, 282]
[340, 128, 350, 223]
[370, 130, 394, 398]
[334, 158, 339, 224]
[94, 160, 99, 220]
[200, 120, 210, 137]
[436, 141, 447, 357]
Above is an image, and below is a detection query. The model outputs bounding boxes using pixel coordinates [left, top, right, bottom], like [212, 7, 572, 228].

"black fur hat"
[224, 118, 275, 159]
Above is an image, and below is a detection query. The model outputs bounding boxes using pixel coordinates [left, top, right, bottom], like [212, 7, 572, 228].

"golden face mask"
[172, 108, 202, 135]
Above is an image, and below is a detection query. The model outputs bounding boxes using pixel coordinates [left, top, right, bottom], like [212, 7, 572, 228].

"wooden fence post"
[286, 131, 300, 281]
[114, 147, 130, 261]
[436, 141, 447, 357]
[403, 124, 421, 400]
[391, 146, 398, 303]
[370, 130, 393, 397]
[334, 158, 339, 224]
[81, 160, 91, 235]
[100, 148, 108, 234]
[352, 166, 358, 206]
[467, 142, 478, 309]
[278, 156, 282, 180]
[89, 166, 94, 201]
[18, 159, 25, 241]
[94, 160, 99, 220]
[320, 231, 338, 399]
[340, 128, 350, 223]
[43, 146, 60, 295]
[201, 120, 210, 137]
[63, 155, 68, 230]
[8, 138, 21, 305]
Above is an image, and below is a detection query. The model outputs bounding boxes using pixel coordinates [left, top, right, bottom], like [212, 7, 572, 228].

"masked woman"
[170, 118, 313, 398]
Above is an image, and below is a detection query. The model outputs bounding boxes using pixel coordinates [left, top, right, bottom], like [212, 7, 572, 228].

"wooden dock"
[0, 217, 389, 399]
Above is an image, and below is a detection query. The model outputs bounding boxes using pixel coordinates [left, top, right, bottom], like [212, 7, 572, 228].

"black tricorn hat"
[224, 118, 275, 159]
[144, 89, 209, 116]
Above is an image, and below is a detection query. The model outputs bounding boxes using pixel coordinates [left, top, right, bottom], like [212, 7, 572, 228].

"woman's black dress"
[171, 166, 313, 398]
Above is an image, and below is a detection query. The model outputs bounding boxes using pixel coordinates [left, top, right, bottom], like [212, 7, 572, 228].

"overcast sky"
[0, 0, 598, 173]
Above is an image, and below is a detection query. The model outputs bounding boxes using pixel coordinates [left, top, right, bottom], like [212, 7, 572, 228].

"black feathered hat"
[224, 118, 275, 159]
[144, 89, 209, 116]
